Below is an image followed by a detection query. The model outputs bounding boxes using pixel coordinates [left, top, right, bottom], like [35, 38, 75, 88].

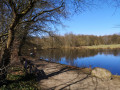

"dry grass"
[81, 44, 120, 49]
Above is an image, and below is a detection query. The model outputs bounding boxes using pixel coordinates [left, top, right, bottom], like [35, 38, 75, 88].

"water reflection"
[37, 48, 120, 60]
[35, 48, 120, 75]
[38, 49, 98, 60]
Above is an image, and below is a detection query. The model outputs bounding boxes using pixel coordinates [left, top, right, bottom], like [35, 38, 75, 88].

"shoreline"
[32, 59, 120, 89]
[37, 59, 120, 76]
[39, 44, 120, 50]
[65, 44, 120, 49]
[82, 44, 120, 49]
[1, 57, 120, 89]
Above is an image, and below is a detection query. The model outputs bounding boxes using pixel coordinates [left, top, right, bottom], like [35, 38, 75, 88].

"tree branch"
[8, 0, 17, 15]
[19, 2, 64, 24]
[20, 0, 36, 16]
[0, 33, 8, 38]
[32, 3, 64, 21]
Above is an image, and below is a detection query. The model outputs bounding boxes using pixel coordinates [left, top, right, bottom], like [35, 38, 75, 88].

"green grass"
[82, 44, 120, 49]
[0, 66, 38, 90]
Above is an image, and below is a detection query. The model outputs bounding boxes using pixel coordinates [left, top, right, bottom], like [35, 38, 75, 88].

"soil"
[31, 59, 120, 90]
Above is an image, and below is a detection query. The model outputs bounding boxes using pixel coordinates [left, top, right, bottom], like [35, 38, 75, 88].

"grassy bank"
[0, 66, 38, 90]
[62, 44, 120, 49]
[83, 44, 120, 49]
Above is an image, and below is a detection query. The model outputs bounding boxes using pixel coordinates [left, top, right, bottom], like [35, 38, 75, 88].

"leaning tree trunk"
[0, 29, 14, 85]
[0, 29, 26, 85]
[0, 0, 35, 84]
[10, 30, 28, 64]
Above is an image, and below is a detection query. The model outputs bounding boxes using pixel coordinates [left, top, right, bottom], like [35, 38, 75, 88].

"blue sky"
[59, 2, 120, 36]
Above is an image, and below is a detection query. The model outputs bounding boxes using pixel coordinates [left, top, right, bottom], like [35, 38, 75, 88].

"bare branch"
[0, 33, 8, 38]
[20, 0, 37, 16]
[8, 0, 17, 15]
[19, 2, 64, 24]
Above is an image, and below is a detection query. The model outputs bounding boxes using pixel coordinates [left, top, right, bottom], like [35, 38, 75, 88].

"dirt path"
[32, 59, 120, 90]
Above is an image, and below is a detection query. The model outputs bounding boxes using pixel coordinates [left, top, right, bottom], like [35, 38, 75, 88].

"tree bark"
[10, 37, 21, 64]
[18, 31, 28, 56]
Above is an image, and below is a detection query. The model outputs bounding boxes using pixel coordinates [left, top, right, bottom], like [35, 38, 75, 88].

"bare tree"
[0, 0, 95, 83]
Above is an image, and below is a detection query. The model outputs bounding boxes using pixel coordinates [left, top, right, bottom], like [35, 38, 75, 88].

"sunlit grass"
[82, 44, 120, 49]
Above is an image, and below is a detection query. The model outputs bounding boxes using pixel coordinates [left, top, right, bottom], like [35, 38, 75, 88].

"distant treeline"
[27, 33, 120, 49]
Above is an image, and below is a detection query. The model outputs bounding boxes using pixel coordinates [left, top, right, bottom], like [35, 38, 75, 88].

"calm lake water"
[35, 49, 120, 75]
